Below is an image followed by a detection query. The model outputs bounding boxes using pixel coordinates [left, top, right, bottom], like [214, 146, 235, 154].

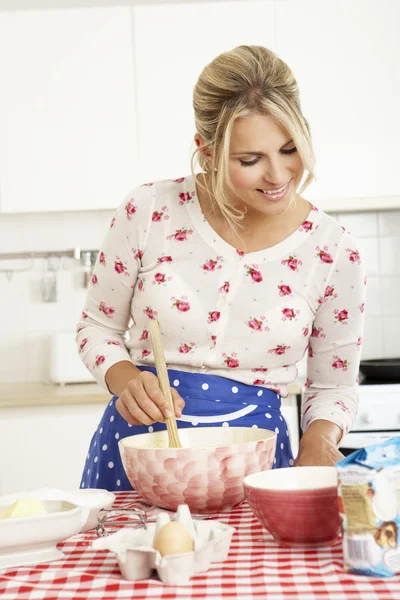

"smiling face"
[226, 113, 304, 218]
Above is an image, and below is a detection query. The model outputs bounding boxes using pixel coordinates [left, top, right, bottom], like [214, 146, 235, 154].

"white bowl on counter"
[0, 499, 87, 570]
[0, 487, 116, 569]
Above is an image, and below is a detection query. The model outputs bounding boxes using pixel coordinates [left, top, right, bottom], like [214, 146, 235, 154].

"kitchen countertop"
[0, 381, 302, 409]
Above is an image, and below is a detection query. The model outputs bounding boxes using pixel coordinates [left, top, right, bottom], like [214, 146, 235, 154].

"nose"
[263, 156, 288, 186]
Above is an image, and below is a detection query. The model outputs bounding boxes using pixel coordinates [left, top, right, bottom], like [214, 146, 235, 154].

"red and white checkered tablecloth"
[1, 491, 400, 600]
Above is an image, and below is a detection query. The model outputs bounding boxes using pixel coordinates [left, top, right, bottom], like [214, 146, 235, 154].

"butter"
[0, 497, 47, 520]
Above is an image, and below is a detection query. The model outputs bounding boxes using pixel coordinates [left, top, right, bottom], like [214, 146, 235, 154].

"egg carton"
[92, 504, 235, 585]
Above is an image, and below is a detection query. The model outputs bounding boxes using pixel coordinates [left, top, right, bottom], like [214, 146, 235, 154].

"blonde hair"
[192, 45, 315, 228]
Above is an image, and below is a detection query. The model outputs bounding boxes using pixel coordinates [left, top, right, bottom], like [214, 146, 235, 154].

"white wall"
[0, 207, 399, 383]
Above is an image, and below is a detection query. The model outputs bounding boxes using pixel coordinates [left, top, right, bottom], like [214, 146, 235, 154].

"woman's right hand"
[115, 370, 185, 426]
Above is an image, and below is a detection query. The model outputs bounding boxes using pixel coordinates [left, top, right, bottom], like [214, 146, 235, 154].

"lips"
[255, 180, 291, 201]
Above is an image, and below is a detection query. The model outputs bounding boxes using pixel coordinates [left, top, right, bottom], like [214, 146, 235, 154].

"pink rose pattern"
[332, 356, 349, 371]
[152, 272, 172, 286]
[278, 284, 292, 296]
[152, 206, 170, 222]
[316, 246, 334, 264]
[171, 296, 191, 313]
[179, 342, 197, 354]
[125, 198, 137, 220]
[208, 311, 221, 324]
[318, 285, 338, 305]
[346, 248, 361, 265]
[99, 302, 115, 318]
[281, 255, 302, 271]
[334, 309, 349, 324]
[299, 220, 313, 232]
[247, 316, 270, 332]
[202, 256, 223, 272]
[166, 228, 193, 242]
[178, 191, 195, 205]
[222, 352, 239, 368]
[245, 264, 263, 282]
[132, 248, 143, 261]
[77, 180, 365, 437]
[114, 256, 129, 276]
[94, 354, 106, 368]
[281, 308, 300, 322]
[219, 281, 230, 294]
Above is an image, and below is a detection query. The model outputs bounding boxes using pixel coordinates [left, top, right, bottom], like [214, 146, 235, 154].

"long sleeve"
[302, 234, 366, 440]
[76, 187, 154, 390]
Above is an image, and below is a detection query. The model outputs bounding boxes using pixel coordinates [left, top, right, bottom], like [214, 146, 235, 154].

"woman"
[77, 45, 366, 491]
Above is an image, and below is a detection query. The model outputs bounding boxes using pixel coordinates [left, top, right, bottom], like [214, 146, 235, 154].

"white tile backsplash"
[0, 207, 399, 382]
[339, 212, 378, 238]
[379, 211, 400, 237]
[379, 237, 400, 276]
[380, 277, 400, 317]
[357, 237, 380, 277]
[361, 315, 384, 361]
[382, 316, 400, 359]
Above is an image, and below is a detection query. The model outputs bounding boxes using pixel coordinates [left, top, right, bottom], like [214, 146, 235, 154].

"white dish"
[0, 487, 116, 569]
[0, 499, 88, 570]
[0, 487, 115, 533]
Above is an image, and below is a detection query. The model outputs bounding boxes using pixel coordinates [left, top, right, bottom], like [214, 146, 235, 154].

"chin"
[253, 194, 294, 218]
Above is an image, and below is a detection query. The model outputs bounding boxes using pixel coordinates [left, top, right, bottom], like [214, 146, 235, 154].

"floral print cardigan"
[76, 174, 366, 439]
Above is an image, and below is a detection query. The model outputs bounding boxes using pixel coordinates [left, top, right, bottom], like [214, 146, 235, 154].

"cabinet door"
[0, 403, 105, 495]
[275, 0, 400, 209]
[133, 1, 275, 183]
[0, 8, 138, 213]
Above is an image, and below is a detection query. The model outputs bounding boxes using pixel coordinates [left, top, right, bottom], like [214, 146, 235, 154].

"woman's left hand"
[293, 419, 345, 467]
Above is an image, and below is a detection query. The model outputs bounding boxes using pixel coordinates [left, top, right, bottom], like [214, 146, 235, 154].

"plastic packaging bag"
[336, 436, 400, 577]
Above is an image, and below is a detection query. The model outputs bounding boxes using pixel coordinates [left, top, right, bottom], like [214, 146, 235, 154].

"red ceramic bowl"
[244, 467, 340, 547]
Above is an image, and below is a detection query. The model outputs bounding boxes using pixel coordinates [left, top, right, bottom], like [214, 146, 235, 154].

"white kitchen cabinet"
[0, 7, 138, 213]
[132, 1, 275, 183]
[0, 402, 105, 495]
[275, 0, 400, 211]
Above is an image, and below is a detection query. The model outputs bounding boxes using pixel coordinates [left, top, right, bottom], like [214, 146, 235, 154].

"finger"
[127, 379, 165, 423]
[322, 436, 345, 463]
[116, 396, 151, 426]
[116, 397, 132, 422]
[140, 373, 174, 419]
[171, 388, 185, 417]
[118, 391, 156, 426]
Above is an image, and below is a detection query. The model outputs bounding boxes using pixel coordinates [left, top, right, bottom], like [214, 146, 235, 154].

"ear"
[194, 134, 213, 166]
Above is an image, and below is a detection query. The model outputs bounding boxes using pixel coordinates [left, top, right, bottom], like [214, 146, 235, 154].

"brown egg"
[153, 521, 194, 557]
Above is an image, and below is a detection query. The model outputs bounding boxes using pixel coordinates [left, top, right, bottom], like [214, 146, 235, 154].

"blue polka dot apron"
[80, 367, 294, 491]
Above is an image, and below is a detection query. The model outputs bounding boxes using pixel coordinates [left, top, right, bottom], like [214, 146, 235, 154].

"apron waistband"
[137, 365, 281, 411]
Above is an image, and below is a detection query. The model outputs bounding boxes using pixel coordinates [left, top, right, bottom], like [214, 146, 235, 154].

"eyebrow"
[230, 140, 294, 156]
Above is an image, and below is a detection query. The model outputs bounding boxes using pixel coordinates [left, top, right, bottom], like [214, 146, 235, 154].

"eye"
[281, 147, 297, 155]
[239, 158, 260, 167]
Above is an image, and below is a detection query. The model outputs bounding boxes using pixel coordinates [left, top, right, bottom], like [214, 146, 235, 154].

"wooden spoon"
[149, 320, 182, 448]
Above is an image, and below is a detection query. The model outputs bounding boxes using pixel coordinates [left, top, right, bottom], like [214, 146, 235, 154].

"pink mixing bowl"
[119, 426, 276, 513]
[244, 466, 340, 547]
